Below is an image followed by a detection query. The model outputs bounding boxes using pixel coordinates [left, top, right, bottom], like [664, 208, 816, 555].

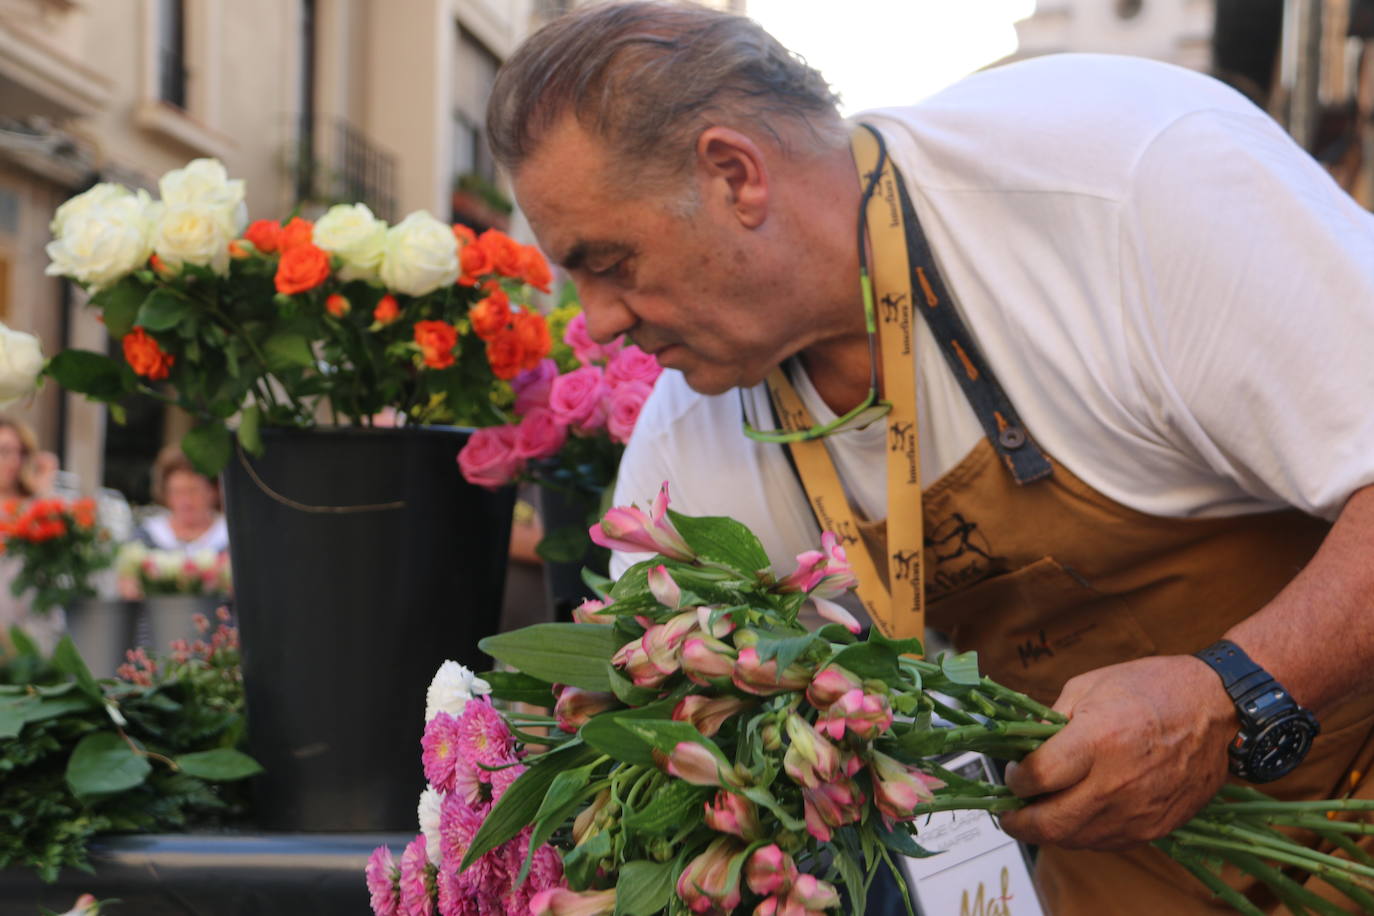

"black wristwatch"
[1194, 639, 1320, 783]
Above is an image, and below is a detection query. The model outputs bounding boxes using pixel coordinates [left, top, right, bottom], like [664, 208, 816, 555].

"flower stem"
[911, 796, 1026, 815]
[1155, 838, 1267, 916]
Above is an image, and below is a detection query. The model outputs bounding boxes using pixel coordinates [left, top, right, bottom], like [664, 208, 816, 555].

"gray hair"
[486, 1, 845, 187]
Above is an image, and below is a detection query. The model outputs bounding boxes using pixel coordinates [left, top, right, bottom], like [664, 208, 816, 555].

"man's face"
[513, 118, 796, 395]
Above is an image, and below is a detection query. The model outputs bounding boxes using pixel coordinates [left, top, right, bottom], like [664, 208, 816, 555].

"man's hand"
[998, 654, 1237, 850]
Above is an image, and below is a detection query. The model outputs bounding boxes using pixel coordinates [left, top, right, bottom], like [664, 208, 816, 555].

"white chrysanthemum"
[418, 787, 444, 866]
[424, 660, 491, 721]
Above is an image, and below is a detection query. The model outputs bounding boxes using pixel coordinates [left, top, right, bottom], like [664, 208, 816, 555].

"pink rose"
[512, 358, 559, 415]
[549, 365, 610, 435]
[513, 408, 569, 460]
[606, 381, 651, 445]
[457, 425, 522, 488]
[563, 311, 625, 365]
[605, 344, 663, 389]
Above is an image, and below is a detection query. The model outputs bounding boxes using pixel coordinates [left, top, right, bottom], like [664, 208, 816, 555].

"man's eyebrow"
[558, 241, 630, 271]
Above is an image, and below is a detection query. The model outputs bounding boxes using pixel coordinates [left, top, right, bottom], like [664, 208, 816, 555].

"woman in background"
[0, 416, 61, 653]
[134, 446, 228, 555]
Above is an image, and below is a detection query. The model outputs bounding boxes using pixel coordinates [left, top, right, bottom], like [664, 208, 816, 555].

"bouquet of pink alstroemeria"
[366, 486, 1374, 916]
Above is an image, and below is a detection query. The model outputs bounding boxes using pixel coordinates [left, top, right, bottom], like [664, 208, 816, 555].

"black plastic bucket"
[222, 426, 513, 832]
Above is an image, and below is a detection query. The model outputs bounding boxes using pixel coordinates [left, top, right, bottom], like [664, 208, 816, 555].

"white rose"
[153, 202, 235, 275]
[424, 659, 491, 721]
[379, 210, 459, 297]
[313, 203, 387, 283]
[0, 323, 44, 408]
[418, 788, 444, 865]
[159, 158, 247, 234]
[51, 182, 132, 237]
[116, 542, 148, 578]
[45, 191, 157, 290]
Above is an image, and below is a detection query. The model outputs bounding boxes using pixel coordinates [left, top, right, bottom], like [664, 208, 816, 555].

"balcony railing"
[293, 117, 396, 222]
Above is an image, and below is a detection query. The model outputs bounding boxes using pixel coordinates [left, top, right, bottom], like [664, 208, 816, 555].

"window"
[157, 0, 188, 108]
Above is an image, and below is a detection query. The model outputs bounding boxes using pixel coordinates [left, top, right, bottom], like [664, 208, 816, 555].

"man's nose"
[578, 283, 637, 344]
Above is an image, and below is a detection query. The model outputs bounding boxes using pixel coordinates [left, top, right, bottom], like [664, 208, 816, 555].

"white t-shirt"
[612, 53, 1374, 577]
[140, 513, 230, 554]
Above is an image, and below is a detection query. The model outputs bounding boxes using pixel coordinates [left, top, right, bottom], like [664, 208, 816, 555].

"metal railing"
[292, 117, 397, 222]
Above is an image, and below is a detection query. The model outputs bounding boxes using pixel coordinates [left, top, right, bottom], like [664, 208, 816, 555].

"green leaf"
[263, 331, 315, 370]
[44, 350, 131, 401]
[582, 566, 613, 598]
[622, 780, 709, 835]
[461, 742, 600, 870]
[563, 828, 612, 890]
[237, 404, 263, 457]
[618, 719, 729, 763]
[21, 693, 101, 725]
[606, 663, 661, 707]
[50, 635, 103, 703]
[182, 423, 233, 478]
[478, 624, 617, 692]
[66, 731, 152, 798]
[136, 288, 192, 331]
[8, 624, 39, 657]
[577, 700, 683, 766]
[536, 525, 591, 564]
[0, 696, 33, 738]
[877, 823, 942, 858]
[940, 650, 982, 686]
[90, 276, 149, 338]
[616, 860, 676, 916]
[752, 633, 819, 674]
[829, 642, 902, 683]
[175, 748, 263, 781]
[667, 510, 770, 573]
[518, 763, 600, 885]
[480, 671, 558, 707]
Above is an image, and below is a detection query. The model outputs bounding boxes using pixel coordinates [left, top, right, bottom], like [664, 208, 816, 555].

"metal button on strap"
[998, 427, 1026, 449]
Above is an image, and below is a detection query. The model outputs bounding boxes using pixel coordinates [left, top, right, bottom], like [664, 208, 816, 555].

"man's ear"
[695, 126, 769, 229]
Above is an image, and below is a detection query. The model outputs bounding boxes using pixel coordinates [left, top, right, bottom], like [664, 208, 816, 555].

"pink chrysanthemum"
[399, 834, 435, 916]
[454, 698, 516, 771]
[453, 754, 484, 806]
[506, 839, 566, 914]
[366, 844, 400, 916]
[438, 791, 486, 867]
[489, 761, 526, 802]
[421, 712, 464, 794]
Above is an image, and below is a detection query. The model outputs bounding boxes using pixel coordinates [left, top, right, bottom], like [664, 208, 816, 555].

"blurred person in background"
[118, 445, 229, 600]
[0, 416, 63, 653]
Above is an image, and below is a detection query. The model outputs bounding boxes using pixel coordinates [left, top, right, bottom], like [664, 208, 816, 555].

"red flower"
[325, 293, 351, 318]
[274, 243, 331, 295]
[486, 330, 525, 380]
[478, 228, 524, 278]
[244, 219, 283, 253]
[279, 216, 314, 253]
[123, 327, 175, 380]
[373, 294, 400, 326]
[513, 309, 551, 370]
[470, 291, 512, 341]
[520, 245, 553, 293]
[458, 238, 494, 287]
[414, 320, 458, 370]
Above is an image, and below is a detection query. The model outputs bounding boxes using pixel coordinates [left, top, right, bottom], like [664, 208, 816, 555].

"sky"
[747, 0, 1037, 115]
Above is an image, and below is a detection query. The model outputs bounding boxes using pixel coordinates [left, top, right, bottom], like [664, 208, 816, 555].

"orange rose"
[458, 239, 495, 287]
[274, 243, 332, 295]
[470, 292, 512, 342]
[373, 294, 400, 326]
[325, 293, 351, 318]
[520, 245, 553, 293]
[228, 240, 250, 259]
[486, 329, 525, 380]
[279, 216, 314, 253]
[123, 327, 175, 380]
[452, 223, 477, 246]
[414, 319, 459, 370]
[244, 219, 283, 253]
[513, 309, 552, 370]
[73, 498, 96, 528]
[479, 228, 524, 278]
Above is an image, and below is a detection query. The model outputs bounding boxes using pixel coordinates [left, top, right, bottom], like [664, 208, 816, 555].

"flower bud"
[761, 721, 783, 751]
[733, 647, 812, 696]
[806, 666, 863, 709]
[790, 873, 841, 910]
[802, 778, 865, 842]
[573, 788, 611, 846]
[673, 694, 755, 738]
[870, 751, 944, 822]
[657, 741, 745, 789]
[677, 837, 745, 914]
[816, 689, 893, 741]
[612, 636, 671, 688]
[745, 844, 798, 896]
[641, 610, 700, 678]
[529, 887, 617, 916]
[704, 790, 762, 840]
[648, 564, 684, 609]
[554, 685, 619, 732]
[782, 714, 841, 789]
[573, 597, 615, 625]
[680, 635, 737, 686]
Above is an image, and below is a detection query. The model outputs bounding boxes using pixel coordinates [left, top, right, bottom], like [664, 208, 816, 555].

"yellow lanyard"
[765, 125, 925, 642]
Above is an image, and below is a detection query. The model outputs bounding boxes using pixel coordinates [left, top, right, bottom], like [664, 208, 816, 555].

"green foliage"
[0, 626, 256, 882]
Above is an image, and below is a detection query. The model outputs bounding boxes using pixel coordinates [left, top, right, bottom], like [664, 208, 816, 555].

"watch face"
[1245, 716, 1319, 783]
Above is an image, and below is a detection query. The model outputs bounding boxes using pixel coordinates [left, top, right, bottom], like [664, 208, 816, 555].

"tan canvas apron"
[777, 126, 1374, 913]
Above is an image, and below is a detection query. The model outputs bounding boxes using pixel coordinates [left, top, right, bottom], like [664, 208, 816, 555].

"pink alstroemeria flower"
[777, 533, 859, 599]
[790, 873, 842, 911]
[677, 837, 746, 915]
[656, 741, 745, 789]
[802, 777, 866, 843]
[588, 482, 694, 560]
[529, 887, 617, 916]
[647, 564, 684, 609]
[782, 713, 842, 788]
[673, 694, 756, 738]
[680, 635, 737, 686]
[611, 638, 672, 688]
[870, 751, 945, 823]
[732, 647, 812, 696]
[703, 790, 763, 840]
[553, 685, 619, 732]
[805, 666, 864, 709]
[572, 597, 615, 625]
[815, 688, 893, 741]
[745, 844, 799, 897]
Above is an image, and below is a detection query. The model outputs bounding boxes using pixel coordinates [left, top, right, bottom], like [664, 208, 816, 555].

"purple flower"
[512, 358, 558, 414]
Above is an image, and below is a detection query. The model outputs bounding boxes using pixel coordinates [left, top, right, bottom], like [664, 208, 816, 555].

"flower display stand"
[222, 426, 513, 832]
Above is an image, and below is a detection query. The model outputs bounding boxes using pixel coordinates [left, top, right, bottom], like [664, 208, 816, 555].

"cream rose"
[379, 210, 459, 297]
[313, 203, 387, 283]
[45, 190, 157, 290]
[159, 158, 247, 234]
[153, 202, 236, 275]
[50, 182, 132, 237]
[0, 323, 45, 408]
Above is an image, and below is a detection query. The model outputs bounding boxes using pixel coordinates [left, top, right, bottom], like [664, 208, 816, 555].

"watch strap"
[1195, 639, 1274, 709]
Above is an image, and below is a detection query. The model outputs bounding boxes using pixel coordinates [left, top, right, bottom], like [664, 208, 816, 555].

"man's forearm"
[1227, 483, 1374, 719]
